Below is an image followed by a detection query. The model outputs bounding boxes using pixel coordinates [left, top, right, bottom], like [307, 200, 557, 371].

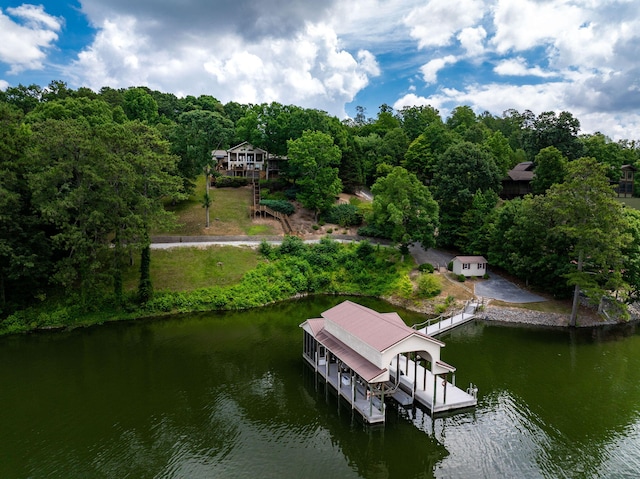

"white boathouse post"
[413, 353, 418, 398]
[325, 352, 329, 383]
[432, 375, 438, 415]
[423, 357, 428, 391]
[351, 374, 355, 410]
[443, 373, 448, 404]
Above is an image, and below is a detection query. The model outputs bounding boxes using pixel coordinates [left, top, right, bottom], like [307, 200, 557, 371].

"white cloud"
[457, 26, 487, 57]
[394, 78, 640, 140]
[0, 5, 63, 73]
[420, 55, 457, 84]
[404, 0, 485, 49]
[69, 15, 380, 116]
[491, 0, 586, 53]
[494, 57, 556, 78]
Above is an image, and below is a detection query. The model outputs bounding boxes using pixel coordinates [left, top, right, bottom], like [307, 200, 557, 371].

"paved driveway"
[475, 273, 546, 303]
[409, 245, 546, 304]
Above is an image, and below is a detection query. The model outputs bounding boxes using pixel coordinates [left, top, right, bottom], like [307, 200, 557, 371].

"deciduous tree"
[369, 166, 439, 255]
[287, 130, 342, 221]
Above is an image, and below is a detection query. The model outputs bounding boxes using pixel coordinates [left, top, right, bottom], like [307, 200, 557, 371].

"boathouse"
[300, 301, 477, 424]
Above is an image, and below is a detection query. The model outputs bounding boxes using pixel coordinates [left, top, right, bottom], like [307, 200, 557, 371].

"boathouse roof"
[301, 301, 451, 382]
[320, 300, 443, 351]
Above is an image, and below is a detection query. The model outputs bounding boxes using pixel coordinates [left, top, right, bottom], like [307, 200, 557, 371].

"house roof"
[228, 141, 267, 154]
[506, 161, 535, 181]
[321, 300, 443, 352]
[212, 149, 227, 159]
[453, 255, 487, 264]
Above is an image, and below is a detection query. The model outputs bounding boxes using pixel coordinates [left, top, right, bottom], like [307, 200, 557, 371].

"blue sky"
[1, 0, 639, 140]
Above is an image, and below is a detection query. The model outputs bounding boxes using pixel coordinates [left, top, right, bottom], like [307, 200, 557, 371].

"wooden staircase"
[251, 180, 293, 234]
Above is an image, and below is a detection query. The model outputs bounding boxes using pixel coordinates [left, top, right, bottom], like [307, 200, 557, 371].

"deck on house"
[389, 355, 477, 413]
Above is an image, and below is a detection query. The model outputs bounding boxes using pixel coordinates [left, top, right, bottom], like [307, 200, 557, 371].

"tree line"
[2, 81, 640, 323]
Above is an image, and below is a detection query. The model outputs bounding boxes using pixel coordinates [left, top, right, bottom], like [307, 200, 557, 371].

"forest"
[2, 80, 640, 327]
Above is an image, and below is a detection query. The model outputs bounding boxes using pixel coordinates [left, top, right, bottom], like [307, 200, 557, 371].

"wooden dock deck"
[389, 355, 477, 414]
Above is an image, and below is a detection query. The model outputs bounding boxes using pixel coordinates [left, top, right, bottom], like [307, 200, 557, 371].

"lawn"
[156, 175, 280, 236]
[616, 196, 640, 210]
[123, 245, 260, 292]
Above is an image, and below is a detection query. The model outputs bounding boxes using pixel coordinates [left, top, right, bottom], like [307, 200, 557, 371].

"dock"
[300, 301, 478, 424]
[415, 301, 479, 337]
[389, 355, 477, 414]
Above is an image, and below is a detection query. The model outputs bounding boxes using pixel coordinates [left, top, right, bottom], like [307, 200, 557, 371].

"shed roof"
[453, 255, 487, 264]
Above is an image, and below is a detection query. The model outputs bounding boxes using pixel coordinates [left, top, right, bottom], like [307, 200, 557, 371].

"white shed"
[452, 255, 487, 277]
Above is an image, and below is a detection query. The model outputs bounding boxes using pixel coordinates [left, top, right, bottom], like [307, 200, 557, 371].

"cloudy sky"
[1, 0, 639, 139]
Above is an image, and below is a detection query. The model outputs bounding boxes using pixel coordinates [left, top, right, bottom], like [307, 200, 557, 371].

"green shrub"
[357, 225, 389, 239]
[213, 176, 250, 187]
[397, 275, 414, 299]
[323, 203, 363, 227]
[417, 274, 442, 298]
[285, 186, 298, 200]
[418, 263, 435, 273]
[457, 274, 466, 282]
[278, 235, 305, 256]
[259, 199, 295, 215]
[312, 224, 319, 230]
[355, 240, 375, 260]
[447, 261, 454, 271]
[258, 240, 274, 259]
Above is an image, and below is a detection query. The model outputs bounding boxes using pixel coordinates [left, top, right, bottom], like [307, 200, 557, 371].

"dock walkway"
[415, 301, 480, 337]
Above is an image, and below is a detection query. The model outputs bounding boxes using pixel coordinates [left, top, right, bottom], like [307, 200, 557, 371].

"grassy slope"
[157, 175, 279, 236]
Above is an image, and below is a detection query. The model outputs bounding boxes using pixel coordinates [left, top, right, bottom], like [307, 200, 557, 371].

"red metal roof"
[321, 300, 442, 352]
[315, 329, 388, 382]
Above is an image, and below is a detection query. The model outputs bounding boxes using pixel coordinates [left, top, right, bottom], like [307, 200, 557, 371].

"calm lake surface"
[2, 296, 640, 478]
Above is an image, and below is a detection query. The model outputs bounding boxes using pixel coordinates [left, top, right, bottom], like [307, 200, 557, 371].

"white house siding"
[452, 256, 487, 277]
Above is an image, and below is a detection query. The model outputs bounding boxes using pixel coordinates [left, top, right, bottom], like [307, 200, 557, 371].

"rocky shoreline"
[481, 305, 610, 328]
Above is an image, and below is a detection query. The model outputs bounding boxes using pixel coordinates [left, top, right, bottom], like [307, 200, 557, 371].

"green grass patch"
[616, 197, 640, 210]
[122, 246, 259, 292]
[157, 176, 278, 236]
[246, 224, 274, 236]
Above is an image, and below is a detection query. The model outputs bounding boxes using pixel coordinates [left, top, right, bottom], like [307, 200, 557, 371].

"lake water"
[1, 296, 639, 478]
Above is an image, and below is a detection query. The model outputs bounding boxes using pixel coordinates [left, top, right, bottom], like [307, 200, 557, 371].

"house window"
[478, 263, 485, 269]
[462, 263, 470, 269]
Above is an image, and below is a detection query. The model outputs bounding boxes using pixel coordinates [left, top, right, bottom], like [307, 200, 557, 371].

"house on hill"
[501, 161, 534, 199]
[615, 164, 636, 197]
[212, 142, 287, 179]
[452, 256, 487, 277]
